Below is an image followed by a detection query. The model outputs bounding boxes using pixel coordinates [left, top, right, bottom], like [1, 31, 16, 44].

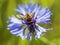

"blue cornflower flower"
[8, 0, 52, 40]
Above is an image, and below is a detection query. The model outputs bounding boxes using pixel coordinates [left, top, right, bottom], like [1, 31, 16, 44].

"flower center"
[23, 13, 36, 33]
[24, 13, 36, 25]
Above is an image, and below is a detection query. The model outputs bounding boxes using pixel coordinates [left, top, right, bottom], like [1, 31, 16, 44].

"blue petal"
[15, 28, 26, 36]
[15, 9, 25, 15]
[36, 24, 47, 32]
[35, 29, 41, 39]
[31, 4, 37, 11]
[11, 28, 26, 39]
[28, 2, 33, 9]
[23, 28, 26, 36]
[45, 28, 52, 30]
[26, 31, 31, 39]
[28, 3, 39, 13]
[8, 20, 13, 24]
[36, 8, 52, 24]
[28, 1, 33, 12]
[8, 23, 21, 30]
[8, 16, 23, 24]
[15, 5, 26, 15]
[35, 24, 50, 39]
[38, 19, 51, 24]
[39, 8, 50, 18]
[33, 5, 42, 18]
[22, 4, 29, 12]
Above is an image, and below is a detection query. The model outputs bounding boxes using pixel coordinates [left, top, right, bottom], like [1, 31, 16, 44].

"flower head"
[8, 0, 52, 40]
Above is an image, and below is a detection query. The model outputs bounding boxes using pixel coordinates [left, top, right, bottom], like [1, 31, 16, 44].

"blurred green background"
[0, 0, 60, 45]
